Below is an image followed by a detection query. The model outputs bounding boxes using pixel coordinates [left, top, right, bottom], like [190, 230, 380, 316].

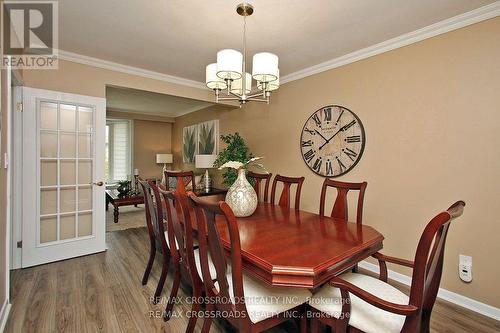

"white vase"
[225, 168, 258, 217]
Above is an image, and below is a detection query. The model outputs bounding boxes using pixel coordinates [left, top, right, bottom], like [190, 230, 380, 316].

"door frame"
[21, 87, 107, 268]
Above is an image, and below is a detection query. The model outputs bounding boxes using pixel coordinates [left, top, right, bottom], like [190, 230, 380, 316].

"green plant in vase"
[214, 133, 265, 187]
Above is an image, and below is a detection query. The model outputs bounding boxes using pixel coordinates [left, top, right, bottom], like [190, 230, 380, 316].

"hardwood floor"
[5, 227, 500, 333]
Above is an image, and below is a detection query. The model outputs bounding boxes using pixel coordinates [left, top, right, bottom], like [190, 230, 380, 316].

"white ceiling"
[106, 86, 213, 117]
[59, 0, 495, 83]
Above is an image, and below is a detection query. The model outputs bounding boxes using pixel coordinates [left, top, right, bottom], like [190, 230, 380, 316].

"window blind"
[106, 120, 132, 182]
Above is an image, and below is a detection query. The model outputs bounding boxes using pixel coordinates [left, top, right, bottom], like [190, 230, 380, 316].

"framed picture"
[183, 124, 198, 163]
[197, 120, 219, 155]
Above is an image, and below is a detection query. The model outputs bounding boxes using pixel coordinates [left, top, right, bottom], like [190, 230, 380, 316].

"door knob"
[93, 181, 104, 186]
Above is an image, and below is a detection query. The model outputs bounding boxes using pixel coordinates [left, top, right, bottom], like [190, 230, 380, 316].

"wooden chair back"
[270, 174, 305, 210]
[159, 189, 200, 283]
[247, 171, 272, 202]
[319, 179, 367, 224]
[138, 179, 168, 254]
[404, 201, 465, 331]
[188, 194, 249, 324]
[164, 170, 195, 194]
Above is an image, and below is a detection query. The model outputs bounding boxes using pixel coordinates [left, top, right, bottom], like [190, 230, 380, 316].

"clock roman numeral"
[304, 127, 315, 135]
[342, 120, 356, 131]
[303, 149, 315, 163]
[335, 109, 344, 124]
[336, 157, 346, 173]
[343, 148, 358, 161]
[312, 158, 322, 172]
[323, 108, 332, 122]
[325, 160, 334, 176]
[301, 140, 313, 147]
[346, 135, 361, 143]
[312, 113, 321, 127]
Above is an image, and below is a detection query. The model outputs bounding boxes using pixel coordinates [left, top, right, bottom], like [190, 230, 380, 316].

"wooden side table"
[105, 189, 144, 223]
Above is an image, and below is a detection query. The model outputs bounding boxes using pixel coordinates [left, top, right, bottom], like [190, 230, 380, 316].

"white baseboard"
[358, 261, 500, 321]
[0, 300, 11, 333]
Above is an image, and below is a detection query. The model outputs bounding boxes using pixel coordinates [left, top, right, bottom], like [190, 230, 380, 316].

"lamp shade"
[195, 154, 217, 169]
[258, 69, 279, 92]
[252, 52, 279, 83]
[156, 153, 173, 164]
[206, 63, 227, 90]
[216, 49, 243, 80]
[230, 72, 252, 95]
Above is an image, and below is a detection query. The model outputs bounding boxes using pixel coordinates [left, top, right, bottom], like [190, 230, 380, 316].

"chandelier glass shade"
[205, 3, 279, 105]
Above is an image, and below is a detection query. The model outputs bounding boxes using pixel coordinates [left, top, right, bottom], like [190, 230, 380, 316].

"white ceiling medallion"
[205, 3, 279, 106]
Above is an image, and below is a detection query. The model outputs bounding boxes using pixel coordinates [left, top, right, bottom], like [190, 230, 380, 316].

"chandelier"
[205, 3, 279, 105]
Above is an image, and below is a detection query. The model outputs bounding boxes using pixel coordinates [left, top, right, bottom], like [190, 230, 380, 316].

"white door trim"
[21, 87, 106, 267]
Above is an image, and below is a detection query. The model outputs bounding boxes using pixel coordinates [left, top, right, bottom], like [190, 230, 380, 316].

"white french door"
[22, 87, 106, 267]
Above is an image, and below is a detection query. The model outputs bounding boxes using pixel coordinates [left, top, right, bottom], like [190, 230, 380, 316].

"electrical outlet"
[459, 254, 472, 283]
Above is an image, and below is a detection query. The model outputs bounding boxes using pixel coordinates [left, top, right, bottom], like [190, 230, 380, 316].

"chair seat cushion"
[309, 273, 409, 333]
[225, 272, 312, 324]
[194, 248, 218, 280]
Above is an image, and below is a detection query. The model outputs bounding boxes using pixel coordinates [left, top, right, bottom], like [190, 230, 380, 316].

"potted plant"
[214, 133, 255, 187]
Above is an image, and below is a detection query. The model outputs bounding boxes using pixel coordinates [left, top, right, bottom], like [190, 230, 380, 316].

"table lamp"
[195, 154, 217, 192]
[156, 153, 173, 184]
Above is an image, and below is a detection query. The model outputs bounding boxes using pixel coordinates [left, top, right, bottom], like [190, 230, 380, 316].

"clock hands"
[314, 129, 330, 144]
[318, 120, 355, 150]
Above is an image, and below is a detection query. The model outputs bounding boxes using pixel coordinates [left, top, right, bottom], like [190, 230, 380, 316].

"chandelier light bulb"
[258, 69, 279, 91]
[252, 52, 279, 83]
[216, 49, 243, 80]
[206, 63, 228, 90]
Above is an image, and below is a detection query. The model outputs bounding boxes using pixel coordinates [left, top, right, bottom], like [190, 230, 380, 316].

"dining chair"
[270, 174, 305, 210]
[247, 171, 273, 202]
[164, 170, 195, 193]
[189, 194, 312, 333]
[138, 179, 172, 304]
[308, 201, 466, 333]
[319, 179, 367, 224]
[157, 190, 200, 330]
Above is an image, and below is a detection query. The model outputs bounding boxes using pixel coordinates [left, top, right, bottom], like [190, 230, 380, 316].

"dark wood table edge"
[221, 232, 384, 289]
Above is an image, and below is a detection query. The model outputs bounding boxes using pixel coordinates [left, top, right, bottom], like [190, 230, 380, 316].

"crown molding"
[281, 2, 500, 84]
[57, 50, 207, 90]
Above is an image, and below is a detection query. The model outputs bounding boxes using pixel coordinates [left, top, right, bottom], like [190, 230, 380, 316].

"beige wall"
[173, 18, 500, 307]
[133, 119, 172, 180]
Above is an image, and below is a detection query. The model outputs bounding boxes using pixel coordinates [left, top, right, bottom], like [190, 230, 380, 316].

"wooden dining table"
[213, 202, 384, 289]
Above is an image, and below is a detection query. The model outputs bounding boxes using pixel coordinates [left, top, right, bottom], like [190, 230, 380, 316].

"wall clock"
[300, 105, 365, 177]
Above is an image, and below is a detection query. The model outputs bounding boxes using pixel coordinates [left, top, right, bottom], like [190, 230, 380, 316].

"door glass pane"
[60, 133, 76, 158]
[40, 189, 57, 215]
[41, 160, 57, 186]
[78, 186, 92, 211]
[78, 212, 92, 236]
[60, 214, 76, 240]
[40, 216, 57, 243]
[79, 107, 93, 132]
[60, 104, 76, 131]
[60, 187, 76, 213]
[78, 134, 92, 158]
[60, 160, 76, 185]
[78, 161, 92, 185]
[40, 132, 58, 158]
[40, 102, 58, 130]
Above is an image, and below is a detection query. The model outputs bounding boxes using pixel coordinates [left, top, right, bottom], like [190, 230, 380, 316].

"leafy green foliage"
[214, 133, 254, 186]
[198, 122, 215, 154]
[183, 127, 196, 163]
